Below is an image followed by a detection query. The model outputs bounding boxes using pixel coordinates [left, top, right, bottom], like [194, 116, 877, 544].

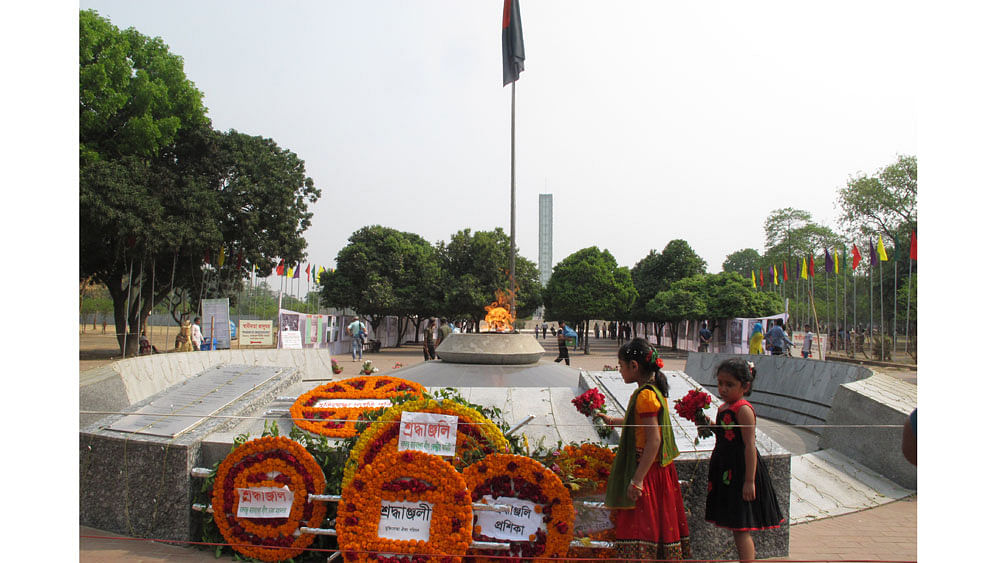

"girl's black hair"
[715, 358, 757, 396]
[618, 338, 669, 397]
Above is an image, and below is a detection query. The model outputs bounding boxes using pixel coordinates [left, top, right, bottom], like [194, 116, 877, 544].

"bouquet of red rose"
[674, 389, 714, 440]
[573, 388, 613, 439]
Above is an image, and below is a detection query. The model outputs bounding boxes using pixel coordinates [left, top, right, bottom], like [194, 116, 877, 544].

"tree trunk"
[669, 321, 679, 351]
[584, 320, 590, 354]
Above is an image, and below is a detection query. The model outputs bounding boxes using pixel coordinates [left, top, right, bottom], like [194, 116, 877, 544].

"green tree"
[630, 240, 707, 341]
[80, 11, 319, 354]
[437, 228, 541, 330]
[544, 247, 637, 352]
[319, 226, 440, 343]
[675, 273, 782, 337]
[647, 288, 707, 350]
[722, 248, 763, 275]
[838, 155, 917, 239]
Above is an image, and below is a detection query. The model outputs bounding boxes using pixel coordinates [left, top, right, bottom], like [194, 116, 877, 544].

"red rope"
[79, 534, 915, 563]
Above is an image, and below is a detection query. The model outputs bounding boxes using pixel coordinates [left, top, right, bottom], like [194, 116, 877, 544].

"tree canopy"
[80, 10, 320, 354]
[838, 154, 917, 239]
[544, 247, 637, 325]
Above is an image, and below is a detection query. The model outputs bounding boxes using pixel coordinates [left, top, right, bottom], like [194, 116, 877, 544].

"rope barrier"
[77, 535, 916, 562]
[79, 410, 903, 431]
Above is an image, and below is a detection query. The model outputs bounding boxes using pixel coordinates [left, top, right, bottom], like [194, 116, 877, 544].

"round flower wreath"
[551, 445, 617, 560]
[337, 450, 473, 563]
[342, 398, 509, 490]
[290, 376, 426, 439]
[211, 436, 327, 562]
[462, 453, 575, 561]
[549, 443, 615, 496]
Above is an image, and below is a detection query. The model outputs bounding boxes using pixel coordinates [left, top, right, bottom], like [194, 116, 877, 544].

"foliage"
[762, 207, 842, 266]
[543, 247, 637, 324]
[838, 155, 917, 239]
[647, 287, 707, 350]
[721, 248, 763, 275]
[436, 228, 542, 327]
[80, 11, 319, 355]
[674, 273, 782, 323]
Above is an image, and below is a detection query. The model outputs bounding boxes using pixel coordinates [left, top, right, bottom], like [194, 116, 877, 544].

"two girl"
[600, 340, 782, 563]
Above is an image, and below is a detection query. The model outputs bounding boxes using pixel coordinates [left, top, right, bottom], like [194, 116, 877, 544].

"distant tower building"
[538, 194, 553, 287]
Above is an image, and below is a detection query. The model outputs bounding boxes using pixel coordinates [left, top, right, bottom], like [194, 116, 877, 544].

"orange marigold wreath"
[342, 398, 509, 490]
[548, 444, 616, 559]
[211, 436, 327, 562]
[337, 450, 473, 563]
[462, 454, 575, 561]
[290, 376, 426, 438]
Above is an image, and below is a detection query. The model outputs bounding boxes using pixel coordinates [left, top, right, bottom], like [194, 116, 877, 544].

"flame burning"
[484, 288, 516, 332]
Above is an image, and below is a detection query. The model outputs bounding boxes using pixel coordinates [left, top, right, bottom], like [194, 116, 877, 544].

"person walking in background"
[348, 316, 365, 361]
[701, 359, 784, 562]
[748, 321, 765, 355]
[542, 322, 548, 339]
[765, 319, 793, 356]
[554, 321, 571, 365]
[597, 338, 691, 560]
[698, 322, 713, 352]
[191, 316, 204, 351]
[801, 325, 814, 358]
[437, 318, 452, 347]
[535, 324, 539, 339]
[423, 320, 437, 361]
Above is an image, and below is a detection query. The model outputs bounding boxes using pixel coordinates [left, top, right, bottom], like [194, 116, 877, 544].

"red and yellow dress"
[607, 384, 691, 561]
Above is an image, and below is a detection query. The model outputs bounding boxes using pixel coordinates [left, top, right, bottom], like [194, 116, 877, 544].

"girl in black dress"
[700, 359, 784, 563]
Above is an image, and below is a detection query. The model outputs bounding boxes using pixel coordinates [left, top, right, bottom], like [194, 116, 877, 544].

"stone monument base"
[434, 332, 544, 364]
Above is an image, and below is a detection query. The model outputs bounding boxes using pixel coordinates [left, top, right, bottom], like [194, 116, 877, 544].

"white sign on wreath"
[397, 411, 458, 456]
[235, 486, 294, 519]
[313, 399, 393, 409]
[474, 495, 542, 542]
[378, 500, 433, 542]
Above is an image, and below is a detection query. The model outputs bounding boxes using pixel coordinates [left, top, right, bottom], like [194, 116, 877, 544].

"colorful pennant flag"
[217, 245, 225, 267]
[276, 259, 284, 276]
[306, 263, 311, 279]
[783, 261, 788, 281]
[834, 249, 839, 274]
[502, 0, 525, 86]
[910, 231, 917, 260]
[759, 268, 764, 287]
[801, 257, 808, 279]
[772, 265, 778, 285]
[869, 239, 877, 266]
[824, 249, 833, 273]
[293, 264, 300, 279]
[808, 255, 815, 278]
[851, 244, 862, 270]
[876, 235, 889, 261]
[751, 271, 757, 289]
[286, 263, 294, 278]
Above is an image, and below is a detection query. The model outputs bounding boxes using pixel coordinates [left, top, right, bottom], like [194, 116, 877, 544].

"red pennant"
[909, 231, 917, 261]
[851, 244, 862, 270]
[808, 255, 815, 277]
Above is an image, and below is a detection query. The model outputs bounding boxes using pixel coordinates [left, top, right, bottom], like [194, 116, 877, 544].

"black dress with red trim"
[704, 398, 784, 531]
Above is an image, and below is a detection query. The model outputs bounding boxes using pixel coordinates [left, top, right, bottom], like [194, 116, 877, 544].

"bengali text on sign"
[398, 411, 458, 456]
[235, 486, 293, 519]
[474, 495, 542, 542]
[378, 500, 433, 542]
[238, 320, 274, 346]
[313, 399, 394, 409]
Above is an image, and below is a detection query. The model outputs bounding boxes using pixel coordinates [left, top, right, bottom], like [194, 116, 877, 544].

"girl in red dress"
[597, 338, 690, 561]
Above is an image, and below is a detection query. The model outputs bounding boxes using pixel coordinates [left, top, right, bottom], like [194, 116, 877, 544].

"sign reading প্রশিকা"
[378, 500, 433, 542]
[474, 495, 542, 542]
[236, 486, 294, 518]
[312, 399, 393, 409]
[397, 411, 458, 456]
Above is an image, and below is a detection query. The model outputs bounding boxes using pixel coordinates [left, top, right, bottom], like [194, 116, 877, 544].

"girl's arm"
[596, 413, 623, 426]
[736, 404, 757, 501]
[629, 413, 661, 501]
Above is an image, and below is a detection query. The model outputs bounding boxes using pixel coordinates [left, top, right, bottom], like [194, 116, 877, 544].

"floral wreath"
[462, 454, 575, 561]
[548, 445, 616, 559]
[337, 450, 473, 563]
[342, 398, 510, 490]
[290, 377, 426, 438]
[211, 436, 327, 562]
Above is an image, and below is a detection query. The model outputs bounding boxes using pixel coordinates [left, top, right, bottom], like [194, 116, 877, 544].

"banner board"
[236, 486, 293, 518]
[475, 495, 542, 542]
[238, 320, 274, 347]
[201, 298, 232, 349]
[398, 411, 458, 456]
[378, 500, 433, 541]
[281, 330, 302, 349]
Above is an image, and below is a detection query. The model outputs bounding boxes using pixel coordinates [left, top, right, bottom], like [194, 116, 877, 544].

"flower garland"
[211, 436, 327, 562]
[547, 445, 616, 560]
[462, 454, 575, 561]
[290, 377, 426, 439]
[337, 450, 473, 563]
[342, 398, 509, 491]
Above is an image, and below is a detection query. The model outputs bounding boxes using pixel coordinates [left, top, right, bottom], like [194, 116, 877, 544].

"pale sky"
[77, 0, 917, 292]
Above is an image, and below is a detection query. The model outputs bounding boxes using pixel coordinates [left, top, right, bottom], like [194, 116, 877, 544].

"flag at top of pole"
[502, 0, 525, 85]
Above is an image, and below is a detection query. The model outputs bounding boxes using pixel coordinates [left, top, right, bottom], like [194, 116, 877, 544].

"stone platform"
[434, 332, 544, 364]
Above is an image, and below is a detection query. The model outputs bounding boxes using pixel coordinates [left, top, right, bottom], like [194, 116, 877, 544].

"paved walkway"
[79, 336, 916, 562]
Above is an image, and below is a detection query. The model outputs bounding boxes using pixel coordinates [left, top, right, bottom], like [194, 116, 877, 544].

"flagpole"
[892, 258, 898, 356]
[879, 256, 884, 359]
[869, 256, 874, 359]
[905, 253, 913, 357]
[509, 79, 517, 322]
[833, 257, 838, 353]
[123, 257, 133, 359]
